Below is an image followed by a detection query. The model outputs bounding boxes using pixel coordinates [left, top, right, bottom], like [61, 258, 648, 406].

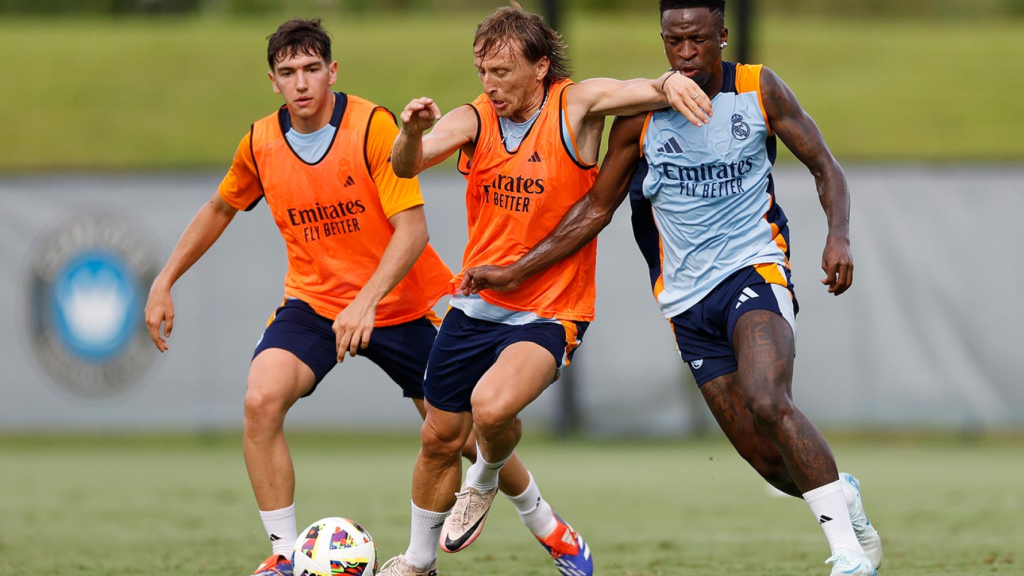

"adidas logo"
[818, 515, 833, 524]
[562, 529, 576, 546]
[656, 137, 684, 155]
[429, 521, 445, 530]
[343, 175, 356, 187]
[735, 287, 759, 309]
[269, 533, 282, 541]
[527, 151, 542, 163]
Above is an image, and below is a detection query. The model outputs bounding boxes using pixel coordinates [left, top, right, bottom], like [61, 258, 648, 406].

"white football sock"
[259, 503, 298, 558]
[404, 501, 449, 569]
[804, 479, 864, 556]
[466, 445, 512, 492]
[506, 473, 558, 538]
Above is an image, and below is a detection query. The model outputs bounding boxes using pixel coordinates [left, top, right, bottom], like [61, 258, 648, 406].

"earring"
[721, 41, 728, 49]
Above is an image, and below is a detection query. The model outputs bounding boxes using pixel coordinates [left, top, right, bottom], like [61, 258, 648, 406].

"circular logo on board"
[27, 212, 160, 397]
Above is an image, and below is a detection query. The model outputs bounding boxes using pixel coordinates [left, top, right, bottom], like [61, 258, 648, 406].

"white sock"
[404, 501, 449, 569]
[506, 473, 559, 538]
[466, 445, 512, 492]
[804, 480, 864, 556]
[259, 503, 298, 558]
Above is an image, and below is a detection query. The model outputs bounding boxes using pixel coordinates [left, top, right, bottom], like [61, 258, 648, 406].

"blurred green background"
[3, 0, 1023, 171]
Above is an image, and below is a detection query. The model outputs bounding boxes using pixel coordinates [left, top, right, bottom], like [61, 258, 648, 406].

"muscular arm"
[392, 99, 478, 178]
[761, 67, 854, 296]
[144, 192, 238, 351]
[332, 206, 429, 360]
[571, 72, 711, 124]
[460, 114, 646, 295]
[566, 72, 710, 165]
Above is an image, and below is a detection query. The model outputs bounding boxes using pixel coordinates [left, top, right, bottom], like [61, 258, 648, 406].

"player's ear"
[329, 61, 338, 85]
[536, 56, 550, 82]
[268, 71, 282, 95]
[720, 27, 729, 49]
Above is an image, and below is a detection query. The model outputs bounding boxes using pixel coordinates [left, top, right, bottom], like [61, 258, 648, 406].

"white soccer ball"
[291, 517, 377, 576]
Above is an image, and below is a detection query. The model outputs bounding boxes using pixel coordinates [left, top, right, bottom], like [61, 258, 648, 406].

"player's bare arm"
[461, 114, 646, 296]
[332, 205, 429, 362]
[144, 192, 238, 352]
[564, 72, 711, 165]
[761, 66, 853, 296]
[392, 100, 478, 178]
[576, 71, 711, 123]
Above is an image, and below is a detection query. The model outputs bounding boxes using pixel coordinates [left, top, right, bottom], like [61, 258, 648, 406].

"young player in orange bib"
[143, 18, 585, 576]
[375, 4, 713, 576]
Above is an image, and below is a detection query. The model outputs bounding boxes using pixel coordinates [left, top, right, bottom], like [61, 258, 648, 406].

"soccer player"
[460, 2, 884, 575]
[143, 18, 589, 576]
[376, 5, 712, 576]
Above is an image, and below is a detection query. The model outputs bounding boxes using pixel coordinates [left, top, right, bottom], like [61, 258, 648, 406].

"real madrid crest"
[731, 114, 750, 140]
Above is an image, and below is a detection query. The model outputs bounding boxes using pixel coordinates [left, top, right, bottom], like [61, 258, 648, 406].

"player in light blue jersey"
[459, 1, 882, 575]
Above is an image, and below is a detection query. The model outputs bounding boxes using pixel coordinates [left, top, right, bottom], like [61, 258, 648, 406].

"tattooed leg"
[731, 309, 838, 492]
[701, 372, 801, 497]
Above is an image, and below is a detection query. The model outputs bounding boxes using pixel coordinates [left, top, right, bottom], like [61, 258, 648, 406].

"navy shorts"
[423, 307, 588, 413]
[253, 299, 438, 398]
[671, 265, 799, 386]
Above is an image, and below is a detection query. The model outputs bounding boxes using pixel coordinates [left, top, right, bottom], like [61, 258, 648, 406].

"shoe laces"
[452, 487, 487, 524]
[378, 556, 405, 574]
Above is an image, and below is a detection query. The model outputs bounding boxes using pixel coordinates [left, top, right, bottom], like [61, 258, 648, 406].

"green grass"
[1, 13, 1023, 171]
[1, 433, 1021, 575]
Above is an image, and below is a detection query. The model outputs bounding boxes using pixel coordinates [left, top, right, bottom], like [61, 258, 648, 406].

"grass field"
[2, 433, 1021, 575]
[2, 12, 1023, 171]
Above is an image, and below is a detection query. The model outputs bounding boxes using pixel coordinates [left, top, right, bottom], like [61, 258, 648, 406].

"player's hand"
[332, 298, 377, 363]
[400, 97, 442, 136]
[821, 235, 854, 296]
[662, 71, 713, 127]
[460, 265, 521, 296]
[144, 280, 174, 353]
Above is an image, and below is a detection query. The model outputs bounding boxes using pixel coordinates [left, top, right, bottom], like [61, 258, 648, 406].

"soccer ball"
[291, 517, 377, 576]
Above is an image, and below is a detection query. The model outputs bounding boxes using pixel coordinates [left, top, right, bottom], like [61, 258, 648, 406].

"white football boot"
[840, 472, 883, 569]
[826, 548, 877, 576]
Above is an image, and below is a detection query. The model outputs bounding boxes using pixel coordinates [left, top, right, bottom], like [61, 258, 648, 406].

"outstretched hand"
[400, 97, 442, 136]
[459, 265, 521, 296]
[820, 236, 854, 296]
[662, 71, 713, 127]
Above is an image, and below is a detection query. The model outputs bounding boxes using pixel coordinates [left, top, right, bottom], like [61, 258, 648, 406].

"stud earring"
[721, 41, 728, 49]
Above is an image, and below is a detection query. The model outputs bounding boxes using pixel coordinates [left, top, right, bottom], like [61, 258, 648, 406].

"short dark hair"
[474, 2, 571, 85]
[266, 18, 332, 71]
[659, 0, 726, 16]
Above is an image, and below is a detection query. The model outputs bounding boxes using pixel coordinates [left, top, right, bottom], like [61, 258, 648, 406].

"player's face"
[474, 40, 549, 122]
[661, 8, 728, 90]
[268, 51, 338, 129]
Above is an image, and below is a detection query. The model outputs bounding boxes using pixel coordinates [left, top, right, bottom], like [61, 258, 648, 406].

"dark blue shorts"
[423, 307, 588, 413]
[253, 299, 438, 398]
[671, 265, 798, 386]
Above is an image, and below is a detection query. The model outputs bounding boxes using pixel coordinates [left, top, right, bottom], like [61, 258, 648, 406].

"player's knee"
[471, 404, 515, 441]
[745, 392, 793, 429]
[419, 419, 465, 463]
[243, 384, 289, 431]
